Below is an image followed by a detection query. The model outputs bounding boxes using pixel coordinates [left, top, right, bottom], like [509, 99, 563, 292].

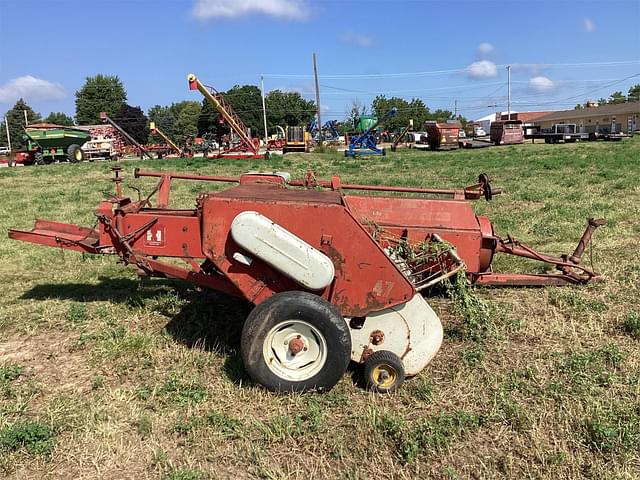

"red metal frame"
[8, 168, 605, 316]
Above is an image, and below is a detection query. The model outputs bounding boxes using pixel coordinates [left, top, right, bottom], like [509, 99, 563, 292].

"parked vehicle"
[525, 124, 588, 144]
[490, 120, 524, 145]
[22, 124, 92, 164]
[0, 146, 10, 156]
[474, 127, 487, 137]
[425, 122, 461, 150]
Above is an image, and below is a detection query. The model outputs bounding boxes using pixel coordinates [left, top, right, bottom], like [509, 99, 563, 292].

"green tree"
[428, 109, 454, 123]
[75, 74, 127, 125]
[574, 103, 584, 110]
[597, 97, 608, 106]
[345, 99, 367, 129]
[114, 104, 148, 144]
[0, 98, 41, 150]
[608, 91, 626, 104]
[627, 84, 640, 102]
[265, 90, 315, 132]
[198, 85, 263, 138]
[148, 104, 177, 142]
[174, 102, 201, 140]
[43, 112, 74, 126]
[371, 96, 431, 132]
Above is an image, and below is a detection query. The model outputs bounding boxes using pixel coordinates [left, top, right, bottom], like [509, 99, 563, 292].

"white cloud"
[0, 76, 66, 104]
[583, 18, 595, 33]
[191, 0, 308, 20]
[477, 42, 494, 57]
[467, 60, 497, 79]
[529, 76, 555, 92]
[340, 31, 374, 48]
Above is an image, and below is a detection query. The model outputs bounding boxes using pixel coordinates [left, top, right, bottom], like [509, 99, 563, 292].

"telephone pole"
[506, 65, 511, 120]
[4, 115, 11, 151]
[260, 75, 268, 146]
[24, 110, 28, 127]
[313, 53, 322, 142]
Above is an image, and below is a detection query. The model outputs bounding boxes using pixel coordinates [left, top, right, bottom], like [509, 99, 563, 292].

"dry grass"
[0, 139, 639, 479]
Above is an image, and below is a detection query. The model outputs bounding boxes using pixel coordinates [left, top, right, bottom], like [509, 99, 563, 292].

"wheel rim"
[371, 363, 398, 389]
[262, 320, 328, 381]
[75, 149, 82, 161]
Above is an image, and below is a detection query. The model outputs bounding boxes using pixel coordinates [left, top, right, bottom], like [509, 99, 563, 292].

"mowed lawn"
[0, 138, 639, 480]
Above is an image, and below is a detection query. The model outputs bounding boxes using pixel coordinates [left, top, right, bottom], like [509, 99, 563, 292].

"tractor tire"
[364, 350, 405, 393]
[34, 152, 45, 166]
[382, 148, 386, 156]
[67, 144, 83, 163]
[241, 291, 351, 393]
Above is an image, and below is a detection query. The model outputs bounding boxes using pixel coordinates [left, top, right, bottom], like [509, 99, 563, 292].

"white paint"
[262, 319, 328, 381]
[349, 294, 443, 376]
[230, 211, 335, 290]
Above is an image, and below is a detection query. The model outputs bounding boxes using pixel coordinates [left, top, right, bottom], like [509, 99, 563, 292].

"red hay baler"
[8, 168, 604, 393]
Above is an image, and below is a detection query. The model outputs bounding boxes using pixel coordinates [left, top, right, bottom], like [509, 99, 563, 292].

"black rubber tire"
[382, 148, 386, 156]
[34, 152, 45, 166]
[67, 144, 83, 163]
[344, 149, 349, 157]
[364, 350, 405, 394]
[241, 291, 351, 393]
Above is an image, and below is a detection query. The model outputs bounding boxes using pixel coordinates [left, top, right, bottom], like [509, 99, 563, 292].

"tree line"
[575, 84, 640, 109]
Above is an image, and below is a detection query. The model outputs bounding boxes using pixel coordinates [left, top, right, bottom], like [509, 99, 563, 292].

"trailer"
[21, 124, 92, 165]
[490, 120, 524, 145]
[10, 166, 604, 394]
[425, 122, 461, 151]
[525, 124, 588, 144]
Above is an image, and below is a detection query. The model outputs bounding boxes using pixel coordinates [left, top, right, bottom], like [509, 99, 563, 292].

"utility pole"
[4, 115, 12, 152]
[506, 65, 511, 120]
[260, 75, 269, 147]
[313, 53, 322, 142]
[24, 110, 28, 127]
[454, 99, 458, 118]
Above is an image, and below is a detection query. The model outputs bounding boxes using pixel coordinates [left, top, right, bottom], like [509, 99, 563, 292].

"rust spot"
[288, 337, 304, 356]
[360, 346, 374, 363]
[370, 330, 384, 345]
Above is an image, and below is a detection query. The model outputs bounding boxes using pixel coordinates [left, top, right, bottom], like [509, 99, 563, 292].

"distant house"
[534, 102, 640, 134]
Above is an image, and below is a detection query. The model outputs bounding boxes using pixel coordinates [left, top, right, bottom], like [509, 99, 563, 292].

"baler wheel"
[34, 152, 44, 166]
[241, 291, 351, 393]
[364, 350, 405, 393]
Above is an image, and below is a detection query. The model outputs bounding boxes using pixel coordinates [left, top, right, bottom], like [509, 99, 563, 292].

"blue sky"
[1, 0, 639, 121]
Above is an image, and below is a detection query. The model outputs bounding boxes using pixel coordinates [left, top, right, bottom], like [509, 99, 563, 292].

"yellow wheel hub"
[371, 363, 397, 389]
[75, 150, 82, 161]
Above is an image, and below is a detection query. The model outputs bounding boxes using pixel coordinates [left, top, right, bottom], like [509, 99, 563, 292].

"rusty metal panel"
[201, 186, 415, 317]
[122, 213, 204, 258]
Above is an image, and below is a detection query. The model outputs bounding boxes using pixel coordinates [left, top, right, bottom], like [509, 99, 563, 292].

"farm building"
[534, 102, 640, 134]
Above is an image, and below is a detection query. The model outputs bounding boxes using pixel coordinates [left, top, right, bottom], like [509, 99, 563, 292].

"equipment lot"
[0, 139, 639, 479]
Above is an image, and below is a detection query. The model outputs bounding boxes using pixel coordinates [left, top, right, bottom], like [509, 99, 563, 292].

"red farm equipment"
[8, 168, 604, 393]
[188, 74, 262, 159]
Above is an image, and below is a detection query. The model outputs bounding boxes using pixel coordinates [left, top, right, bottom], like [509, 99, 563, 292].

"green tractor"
[22, 125, 91, 165]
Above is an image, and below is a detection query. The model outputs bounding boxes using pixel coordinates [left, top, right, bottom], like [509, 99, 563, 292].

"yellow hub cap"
[75, 150, 82, 161]
[371, 363, 397, 389]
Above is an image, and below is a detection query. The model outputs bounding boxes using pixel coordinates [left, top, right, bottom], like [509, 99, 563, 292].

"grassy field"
[0, 139, 639, 479]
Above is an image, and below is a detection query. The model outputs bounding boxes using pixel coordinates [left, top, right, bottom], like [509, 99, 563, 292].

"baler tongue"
[8, 220, 100, 253]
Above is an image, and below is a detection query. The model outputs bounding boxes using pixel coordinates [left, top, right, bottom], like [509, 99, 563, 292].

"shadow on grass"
[21, 277, 252, 382]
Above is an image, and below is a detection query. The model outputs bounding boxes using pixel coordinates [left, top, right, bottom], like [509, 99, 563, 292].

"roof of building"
[535, 102, 640, 122]
[502, 111, 555, 122]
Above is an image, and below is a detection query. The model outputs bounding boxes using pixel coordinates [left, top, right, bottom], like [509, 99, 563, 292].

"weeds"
[623, 311, 640, 339]
[581, 404, 640, 454]
[0, 421, 55, 455]
[0, 364, 23, 383]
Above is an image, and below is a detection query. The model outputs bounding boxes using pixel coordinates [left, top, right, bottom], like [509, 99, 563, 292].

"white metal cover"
[230, 211, 335, 290]
[349, 294, 443, 376]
